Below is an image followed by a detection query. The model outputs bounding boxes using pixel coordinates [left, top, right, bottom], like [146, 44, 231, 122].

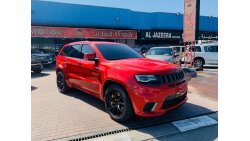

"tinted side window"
[69, 44, 83, 58]
[175, 47, 180, 52]
[192, 46, 201, 52]
[81, 45, 95, 55]
[204, 46, 218, 52]
[213, 46, 218, 52]
[60, 46, 74, 57]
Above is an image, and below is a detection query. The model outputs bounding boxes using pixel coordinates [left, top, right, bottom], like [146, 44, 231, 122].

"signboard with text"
[183, 0, 200, 42]
[199, 32, 218, 40]
[139, 30, 217, 41]
[31, 26, 137, 39]
[139, 30, 182, 40]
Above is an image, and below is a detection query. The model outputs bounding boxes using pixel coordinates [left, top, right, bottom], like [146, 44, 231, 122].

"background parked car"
[31, 49, 53, 66]
[36, 48, 56, 62]
[133, 46, 151, 56]
[31, 55, 43, 73]
[181, 43, 218, 70]
[145, 46, 181, 65]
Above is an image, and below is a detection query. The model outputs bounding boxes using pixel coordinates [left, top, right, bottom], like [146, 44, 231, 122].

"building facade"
[31, 0, 218, 54]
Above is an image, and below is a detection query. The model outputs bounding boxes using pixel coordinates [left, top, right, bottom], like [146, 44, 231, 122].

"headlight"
[135, 75, 158, 83]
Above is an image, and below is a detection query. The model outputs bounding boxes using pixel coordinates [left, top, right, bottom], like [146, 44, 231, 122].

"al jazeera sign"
[183, 0, 200, 42]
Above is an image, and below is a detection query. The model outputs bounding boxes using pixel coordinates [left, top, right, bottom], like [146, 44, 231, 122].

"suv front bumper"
[127, 81, 188, 117]
[31, 63, 43, 70]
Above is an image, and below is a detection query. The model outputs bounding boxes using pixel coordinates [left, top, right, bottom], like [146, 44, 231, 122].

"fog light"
[151, 102, 158, 111]
[143, 102, 158, 112]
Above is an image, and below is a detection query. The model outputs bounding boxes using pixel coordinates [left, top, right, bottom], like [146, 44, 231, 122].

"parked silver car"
[31, 49, 53, 66]
[31, 55, 43, 73]
[145, 46, 181, 65]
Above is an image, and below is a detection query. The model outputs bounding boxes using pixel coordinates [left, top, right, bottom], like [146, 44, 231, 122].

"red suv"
[56, 41, 188, 122]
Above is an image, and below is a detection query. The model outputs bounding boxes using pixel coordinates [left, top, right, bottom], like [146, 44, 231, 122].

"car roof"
[66, 41, 122, 46]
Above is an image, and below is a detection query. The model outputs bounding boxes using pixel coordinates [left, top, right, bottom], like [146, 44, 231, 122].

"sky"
[42, 0, 218, 17]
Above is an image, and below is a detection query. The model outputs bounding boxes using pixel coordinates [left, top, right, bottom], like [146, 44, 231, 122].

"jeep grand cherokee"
[56, 41, 188, 122]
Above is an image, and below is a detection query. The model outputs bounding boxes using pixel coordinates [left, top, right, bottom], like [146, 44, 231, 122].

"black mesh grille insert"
[160, 70, 185, 84]
[143, 102, 155, 112]
[161, 93, 187, 109]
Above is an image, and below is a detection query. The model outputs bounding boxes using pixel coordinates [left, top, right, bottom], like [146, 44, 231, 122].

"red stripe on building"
[31, 26, 137, 39]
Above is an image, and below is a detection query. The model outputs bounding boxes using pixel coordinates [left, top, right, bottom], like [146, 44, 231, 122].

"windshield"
[146, 48, 172, 56]
[95, 44, 144, 60]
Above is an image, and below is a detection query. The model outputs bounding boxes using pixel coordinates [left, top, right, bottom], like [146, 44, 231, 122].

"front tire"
[56, 71, 70, 93]
[104, 84, 134, 123]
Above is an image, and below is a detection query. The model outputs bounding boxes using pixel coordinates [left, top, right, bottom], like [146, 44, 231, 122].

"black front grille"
[160, 70, 185, 84]
[161, 93, 187, 109]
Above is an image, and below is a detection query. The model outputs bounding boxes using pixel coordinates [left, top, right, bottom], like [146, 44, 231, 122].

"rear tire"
[104, 84, 134, 123]
[56, 71, 70, 93]
[194, 58, 204, 71]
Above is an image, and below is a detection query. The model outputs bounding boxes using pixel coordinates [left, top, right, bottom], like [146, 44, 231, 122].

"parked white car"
[182, 43, 218, 70]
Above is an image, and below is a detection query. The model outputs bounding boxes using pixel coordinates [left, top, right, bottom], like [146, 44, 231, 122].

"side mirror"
[83, 53, 97, 62]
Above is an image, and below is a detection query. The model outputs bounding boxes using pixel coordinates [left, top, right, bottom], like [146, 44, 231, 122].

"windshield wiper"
[109, 57, 129, 60]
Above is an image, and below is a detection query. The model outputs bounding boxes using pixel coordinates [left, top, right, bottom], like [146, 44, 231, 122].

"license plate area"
[161, 90, 187, 109]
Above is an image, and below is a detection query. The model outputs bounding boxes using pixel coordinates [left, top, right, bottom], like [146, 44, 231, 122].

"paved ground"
[31, 66, 218, 141]
[189, 68, 218, 100]
[70, 113, 218, 141]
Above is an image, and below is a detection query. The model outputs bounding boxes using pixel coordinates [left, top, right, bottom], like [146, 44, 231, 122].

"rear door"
[58, 45, 74, 80]
[203, 45, 218, 65]
[193, 46, 202, 58]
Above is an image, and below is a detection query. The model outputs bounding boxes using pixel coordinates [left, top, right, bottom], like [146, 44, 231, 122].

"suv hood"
[108, 58, 179, 73]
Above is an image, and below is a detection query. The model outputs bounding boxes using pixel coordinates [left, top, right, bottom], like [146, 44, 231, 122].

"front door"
[75, 44, 100, 95]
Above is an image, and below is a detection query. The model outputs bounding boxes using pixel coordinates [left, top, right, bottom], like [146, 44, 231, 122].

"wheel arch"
[56, 68, 62, 73]
[101, 79, 129, 101]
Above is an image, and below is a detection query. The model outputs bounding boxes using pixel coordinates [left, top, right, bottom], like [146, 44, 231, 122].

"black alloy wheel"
[56, 71, 70, 93]
[104, 84, 134, 122]
[106, 89, 125, 116]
